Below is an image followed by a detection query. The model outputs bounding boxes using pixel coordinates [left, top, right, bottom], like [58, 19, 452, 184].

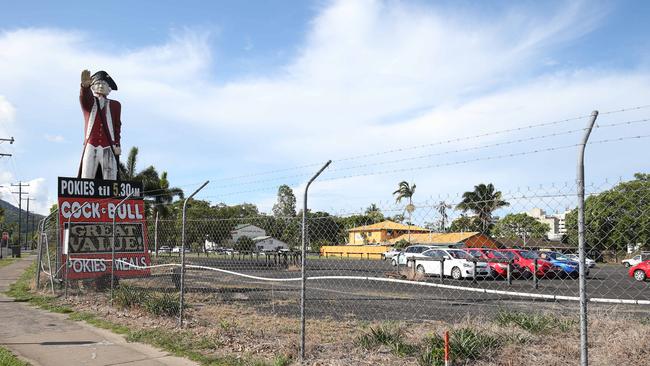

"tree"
[272, 185, 297, 217]
[234, 236, 255, 252]
[118, 147, 184, 218]
[449, 215, 482, 232]
[393, 181, 416, 242]
[565, 173, 650, 252]
[492, 213, 550, 246]
[364, 204, 385, 223]
[435, 201, 452, 232]
[456, 183, 509, 233]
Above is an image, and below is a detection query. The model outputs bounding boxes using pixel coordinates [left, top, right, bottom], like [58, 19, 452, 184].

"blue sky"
[0, 0, 649, 216]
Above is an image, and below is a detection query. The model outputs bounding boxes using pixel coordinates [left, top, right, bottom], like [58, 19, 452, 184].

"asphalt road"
[138, 256, 650, 321]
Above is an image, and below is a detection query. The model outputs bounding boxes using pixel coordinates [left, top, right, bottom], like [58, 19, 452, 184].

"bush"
[357, 324, 418, 357]
[114, 284, 146, 309]
[143, 292, 183, 317]
[418, 328, 502, 366]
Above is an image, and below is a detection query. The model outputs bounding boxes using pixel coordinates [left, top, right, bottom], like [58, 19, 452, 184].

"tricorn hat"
[91, 71, 118, 91]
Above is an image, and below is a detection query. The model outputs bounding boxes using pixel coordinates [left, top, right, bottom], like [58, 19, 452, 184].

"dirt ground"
[51, 284, 650, 366]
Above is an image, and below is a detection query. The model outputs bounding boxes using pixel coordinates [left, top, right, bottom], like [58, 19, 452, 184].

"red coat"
[80, 86, 121, 148]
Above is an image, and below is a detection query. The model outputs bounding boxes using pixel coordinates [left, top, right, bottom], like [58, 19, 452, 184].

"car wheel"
[391, 258, 397, 267]
[416, 265, 426, 275]
[451, 267, 462, 280]
[624, 262, 631, 268]
[634, 270, 647, 282]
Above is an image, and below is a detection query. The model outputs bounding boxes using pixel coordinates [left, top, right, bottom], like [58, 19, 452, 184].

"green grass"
[0, 346, 31, 366]
[4, 263, 290, 366]
[0, 257, 19, 268]
[357, 324, 419, 357]
[494, 311, 577, 334]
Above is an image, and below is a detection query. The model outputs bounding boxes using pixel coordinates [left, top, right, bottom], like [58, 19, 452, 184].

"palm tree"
[118, 147, 184, 218]
[393, 181, 416, 244]
[435, 201, 452, 232]
[456, 183, 509, 233]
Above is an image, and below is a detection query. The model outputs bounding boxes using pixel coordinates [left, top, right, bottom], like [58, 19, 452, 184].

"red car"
[629, 260, 650, 281]
[464, 248, 523, 278]
[498, 249, 560, 278]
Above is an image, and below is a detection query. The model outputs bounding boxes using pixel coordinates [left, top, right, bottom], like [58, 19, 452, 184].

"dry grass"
[46, 284, 650, 366]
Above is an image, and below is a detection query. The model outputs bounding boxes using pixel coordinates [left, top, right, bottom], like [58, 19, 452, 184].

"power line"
[202, 104, 650, 186]
[205, 117, 650, 190]
[201, 133, 650, 199]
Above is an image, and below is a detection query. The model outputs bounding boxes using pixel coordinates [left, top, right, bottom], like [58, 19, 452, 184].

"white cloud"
[0, 0, 647, 216]
[44, 134, 65, 143]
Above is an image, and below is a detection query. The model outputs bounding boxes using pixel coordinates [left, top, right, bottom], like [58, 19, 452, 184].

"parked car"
[629, 260, 650, 281]
[414, 248, 490, 280]
[622, 254, 649, 268]
[564, 254, 596, 268]
[499, 249, 560, 278]
[537, 251, 586, 278]
[393, 245, 435, 267]
[383, 248, 402, 261]
[172, 246, 190, 253]
[464, 248, 523, 278]
[158, 245, 171, 253]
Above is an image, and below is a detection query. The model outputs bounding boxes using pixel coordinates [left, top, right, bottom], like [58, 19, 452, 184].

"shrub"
[114, 284, 147, 309]
[357, 324, 418, 357]
[143, 292, 183, 317]
[418, 328, 502, 366]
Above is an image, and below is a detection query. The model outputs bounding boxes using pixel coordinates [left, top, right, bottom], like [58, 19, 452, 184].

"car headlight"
[463, 263, 473, 268]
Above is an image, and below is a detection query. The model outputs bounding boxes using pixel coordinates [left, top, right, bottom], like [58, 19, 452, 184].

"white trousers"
[81, 144, 117, 180]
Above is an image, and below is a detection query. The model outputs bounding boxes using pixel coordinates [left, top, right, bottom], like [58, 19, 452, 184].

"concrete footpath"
[0, 256, 198, 366]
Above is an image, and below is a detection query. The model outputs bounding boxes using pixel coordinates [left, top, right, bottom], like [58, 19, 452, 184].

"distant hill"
[0, 199, 45, 227]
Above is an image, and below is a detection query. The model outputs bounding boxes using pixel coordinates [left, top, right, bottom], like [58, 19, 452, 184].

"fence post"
[154, 211, 159, 259]
[472, 260, 477, 284]
[179, 180, 209, 328]
[507, 260, 512, 286]
[440, 258, 445, 283]
[301, 160, 331, 362]
[533, 259, 538, 290]
[112, 192, 134, 306]
[577, 110, 598, 366]
[35, 218, 45, 289]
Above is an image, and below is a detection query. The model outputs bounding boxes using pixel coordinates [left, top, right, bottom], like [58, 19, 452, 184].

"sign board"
[58, 177, 150, 279]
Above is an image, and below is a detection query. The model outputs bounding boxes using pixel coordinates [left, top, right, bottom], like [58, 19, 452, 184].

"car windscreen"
[447, 250, 471, 259]
[519, 251, 539, 259]
[485, 250, 507, 259]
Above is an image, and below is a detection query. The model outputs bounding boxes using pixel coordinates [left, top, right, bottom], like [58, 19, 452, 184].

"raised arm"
[79, 69, 94, 111]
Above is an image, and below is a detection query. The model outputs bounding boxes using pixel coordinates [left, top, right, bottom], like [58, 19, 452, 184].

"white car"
[565, 254, 596, 268]
[414, 248, 490, 280]
[622, 255, 644, 268]
[392, 245, 436, 267]
[172, 246, 190, 253]
[383, 248, 402, 260]
[158, 245, 171, 253]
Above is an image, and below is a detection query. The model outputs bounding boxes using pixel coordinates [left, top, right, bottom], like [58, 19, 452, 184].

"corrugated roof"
[388, 232, 481, 244]
[347, 220, 429, 232]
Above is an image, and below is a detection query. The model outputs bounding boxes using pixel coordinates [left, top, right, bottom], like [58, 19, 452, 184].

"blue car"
[538, 251, 587, 278]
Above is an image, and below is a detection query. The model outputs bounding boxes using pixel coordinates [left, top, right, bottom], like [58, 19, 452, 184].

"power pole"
[0, 137, 14, 157]
[11, 182, 29, 248]
[23, 196, 30, 248]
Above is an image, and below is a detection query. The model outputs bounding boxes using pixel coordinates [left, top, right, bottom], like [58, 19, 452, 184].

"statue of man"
[78, 69, 122, 180]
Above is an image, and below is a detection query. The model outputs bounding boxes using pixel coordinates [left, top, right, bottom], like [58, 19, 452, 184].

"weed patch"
[418, 328, 502, 366]
[357, 324, 418, 357]
[494, 311, 577, 334]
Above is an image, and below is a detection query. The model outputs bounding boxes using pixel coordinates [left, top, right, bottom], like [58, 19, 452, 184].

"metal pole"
[154, 211, 159, 259]
[301, 160, 331, 362]
[179, 180, 209, 328]
[35, 208, 59, 289]
[35, 218, 45, 289]
[65, 202, 90, 298]
[111, 192, 134, 306]
[578, 110, 598, 366]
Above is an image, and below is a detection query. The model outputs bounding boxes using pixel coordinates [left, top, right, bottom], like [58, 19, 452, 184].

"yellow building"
[347, 220, 429, 244]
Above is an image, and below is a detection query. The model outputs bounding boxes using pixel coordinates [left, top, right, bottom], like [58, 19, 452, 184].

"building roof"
[347, 220, 429, 233]
[388, 231, 482, 244]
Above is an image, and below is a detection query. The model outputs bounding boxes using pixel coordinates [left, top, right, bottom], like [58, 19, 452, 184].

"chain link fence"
[32, 175, 650, 365]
